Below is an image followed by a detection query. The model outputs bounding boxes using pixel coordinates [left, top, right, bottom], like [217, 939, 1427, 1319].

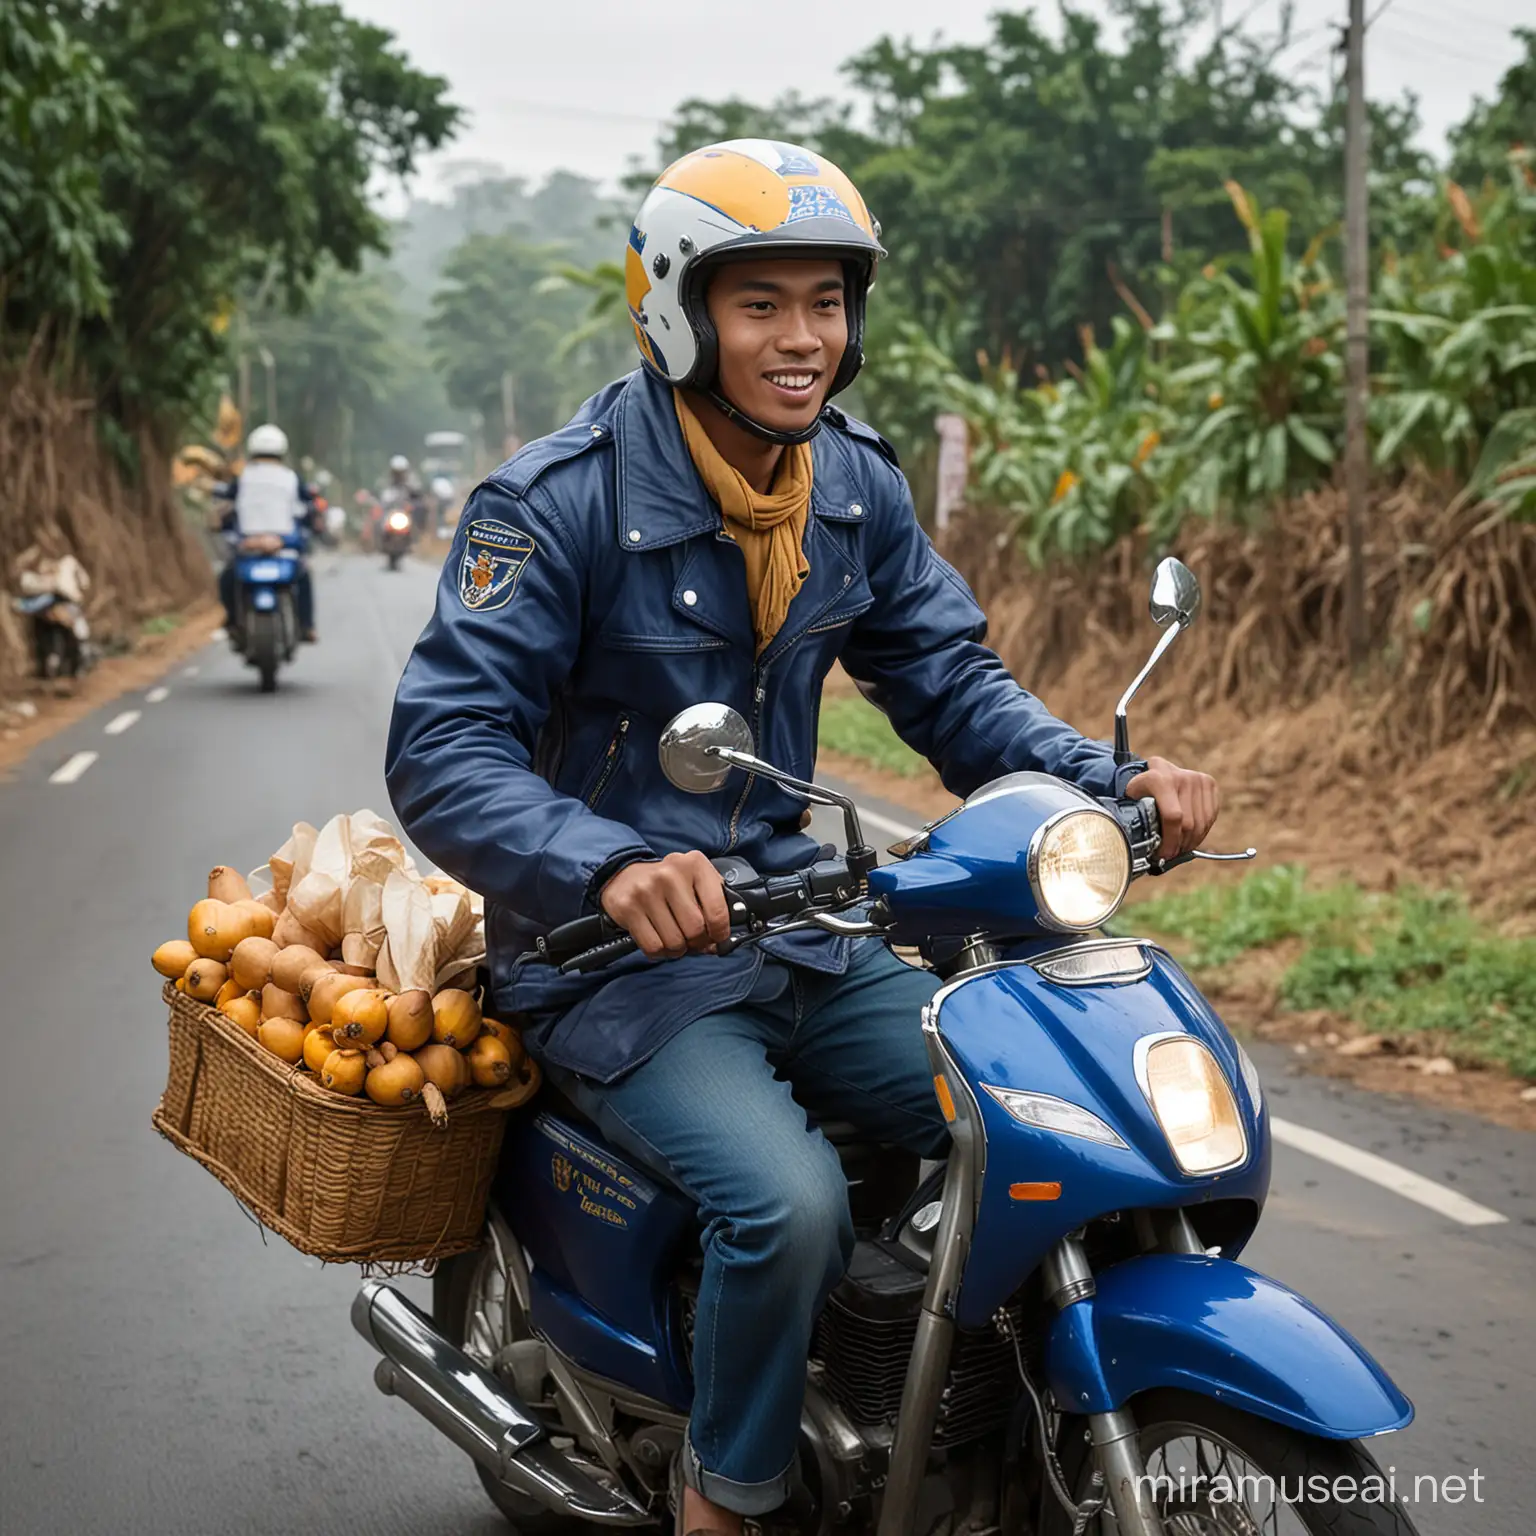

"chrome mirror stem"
[1113, 625, 1182, 766]
[709, 747, 876, 877]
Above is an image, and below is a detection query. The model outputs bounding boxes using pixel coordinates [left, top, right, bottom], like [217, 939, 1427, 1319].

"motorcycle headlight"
[1138, 1035, 1247, 1174]
[1027, 808, 1131, 931]
[386, 512, 411, 532]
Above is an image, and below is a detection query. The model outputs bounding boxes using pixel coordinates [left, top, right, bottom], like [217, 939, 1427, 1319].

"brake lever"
[1150, 845, 1258, 877]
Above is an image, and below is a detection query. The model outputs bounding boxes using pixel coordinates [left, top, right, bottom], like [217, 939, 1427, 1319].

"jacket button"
[849, 502, 863, 515]
[628, 529, 642, 543]
[683, 590, 698, 606]
[590, 425, 604, 436]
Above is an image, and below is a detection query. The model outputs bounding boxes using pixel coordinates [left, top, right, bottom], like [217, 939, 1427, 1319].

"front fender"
[1045, 1254, 1413, 1439]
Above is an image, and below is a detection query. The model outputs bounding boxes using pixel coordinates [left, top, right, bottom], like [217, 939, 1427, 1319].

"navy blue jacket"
[386, 369, 1143, 1082]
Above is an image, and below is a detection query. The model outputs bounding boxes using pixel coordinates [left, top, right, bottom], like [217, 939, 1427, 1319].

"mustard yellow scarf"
[673, 392, 812, 654]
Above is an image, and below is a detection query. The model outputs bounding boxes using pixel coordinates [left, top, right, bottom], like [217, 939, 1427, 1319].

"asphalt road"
[1, 552, 1531, 1535]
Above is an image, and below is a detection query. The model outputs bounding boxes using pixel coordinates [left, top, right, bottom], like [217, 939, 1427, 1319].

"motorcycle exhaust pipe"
[351, 1281, 648, 1525]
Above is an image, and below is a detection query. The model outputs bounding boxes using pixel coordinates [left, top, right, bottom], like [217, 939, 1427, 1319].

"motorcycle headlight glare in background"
[1141, 1036, 1247, 1174]
[386, 512, 412, 532]
[983, 1085, 1128, 1148]
[1028, 809, 1131, 931]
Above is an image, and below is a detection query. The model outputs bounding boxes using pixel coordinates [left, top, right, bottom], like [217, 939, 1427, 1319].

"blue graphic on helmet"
[785, 184, 855, 224]
[772, 146, 822, 177]
[628, 224, 647, 254]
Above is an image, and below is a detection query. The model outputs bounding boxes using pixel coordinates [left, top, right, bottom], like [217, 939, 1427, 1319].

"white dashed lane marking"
[104, 711, 140, 736]
[835, 791, 1510, 1230]
[49, 751, 98, 785]
[145, 687, 170, 704]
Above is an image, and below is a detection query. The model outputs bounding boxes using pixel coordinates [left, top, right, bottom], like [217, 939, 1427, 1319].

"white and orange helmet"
[626, 139, 886, 438]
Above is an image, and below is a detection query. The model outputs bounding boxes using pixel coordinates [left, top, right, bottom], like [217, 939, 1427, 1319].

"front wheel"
[1045, 1390, 1420, 1536]
[386, 548, 403, 571]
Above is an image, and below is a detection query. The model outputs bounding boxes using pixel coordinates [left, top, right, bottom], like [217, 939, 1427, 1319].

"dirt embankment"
[0, 353, 211, 689]
[826, 482, 1536, 1127]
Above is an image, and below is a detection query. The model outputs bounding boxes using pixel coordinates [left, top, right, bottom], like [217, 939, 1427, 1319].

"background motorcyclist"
[217, 424, 319, 642]
[381, 453, 429, 537]
[387, 141, 1219, 1536]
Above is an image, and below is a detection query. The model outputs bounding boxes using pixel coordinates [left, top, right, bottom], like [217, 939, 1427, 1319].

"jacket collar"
[611, 370, 867, 553]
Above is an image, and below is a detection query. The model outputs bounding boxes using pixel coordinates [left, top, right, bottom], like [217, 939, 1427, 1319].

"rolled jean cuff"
[683, 1431, 793, 1518]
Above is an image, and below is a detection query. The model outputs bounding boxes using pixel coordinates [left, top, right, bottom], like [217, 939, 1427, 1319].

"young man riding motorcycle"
[386, 140, 1220, 1536]
[217, 423, 320, 641]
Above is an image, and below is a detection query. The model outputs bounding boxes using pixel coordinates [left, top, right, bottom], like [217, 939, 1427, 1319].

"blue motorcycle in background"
[227, 532, 304, 693]
[353, 560, 1418, 1536]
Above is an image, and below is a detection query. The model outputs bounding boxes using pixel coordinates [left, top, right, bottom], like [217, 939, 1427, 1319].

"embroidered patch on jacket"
[458, 520, 536, 612]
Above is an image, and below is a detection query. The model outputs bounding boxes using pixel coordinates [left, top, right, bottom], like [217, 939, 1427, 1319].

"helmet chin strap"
[704, 386, 826, 447]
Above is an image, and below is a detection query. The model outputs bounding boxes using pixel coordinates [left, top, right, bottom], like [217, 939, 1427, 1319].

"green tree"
[428, 233, 603, 454]
[42, 0, 458, 434]
[0, 1, 136, 324]
[1450, 29, 1536, 190]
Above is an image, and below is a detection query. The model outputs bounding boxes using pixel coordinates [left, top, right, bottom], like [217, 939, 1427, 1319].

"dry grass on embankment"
[935, 480, 1536, 921]
[0, 351, 210, 689]
[824, 485, 1536, 1123]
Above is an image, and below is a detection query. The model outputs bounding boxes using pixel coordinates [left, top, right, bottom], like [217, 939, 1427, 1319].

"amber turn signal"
[933, 1074, 957, 1123]
[1008, 1182, 1062, 1201]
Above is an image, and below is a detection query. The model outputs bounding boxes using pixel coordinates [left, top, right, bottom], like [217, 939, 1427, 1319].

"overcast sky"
[348, 0, 1529, 203]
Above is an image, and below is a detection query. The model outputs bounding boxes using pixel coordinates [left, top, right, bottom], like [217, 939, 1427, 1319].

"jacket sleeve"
[839, 460, 1144, 802]
[385, 479, 654, 925]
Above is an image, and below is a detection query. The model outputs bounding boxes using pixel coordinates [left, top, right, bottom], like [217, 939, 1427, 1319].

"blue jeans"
[554, 942, 947, 1515]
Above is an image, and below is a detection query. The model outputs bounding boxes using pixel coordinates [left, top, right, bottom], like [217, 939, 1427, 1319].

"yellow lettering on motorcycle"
[578, 1189, 629, 1228]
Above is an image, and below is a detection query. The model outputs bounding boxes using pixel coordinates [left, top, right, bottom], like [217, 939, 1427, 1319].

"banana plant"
[1154, 183, 1343, 522]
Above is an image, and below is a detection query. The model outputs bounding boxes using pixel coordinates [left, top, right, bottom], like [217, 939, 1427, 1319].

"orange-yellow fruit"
[332, 987, 389, 1047]
[219, 994, 262, 1037]
[321, 1047, 367, 1095]
[187, 899, 245, 962]
[174, 976, 188, 993]
[365, 1054, 425, 1106]
[214, 977, 244, 1009]
[431, 989, 482, 1050]
[232, 898, 276, 941]
[184, 958, 229, 1002]
[208, 865, 253, 903]
[385, 990, 434, 1052]
[466, 1034, 513, 1088]
[413, 1043, 471, 1098]
[307, 972, 370, 1026]
[152, 939, 198, 978]
[257, 1015, 307, 1063]
[480, 1018, 526, 1071]
[261, 983, 308, 1023]
[273, 945, 328, 996]
[302, 1025, 337, 1074]
[230, 936, 280, 993]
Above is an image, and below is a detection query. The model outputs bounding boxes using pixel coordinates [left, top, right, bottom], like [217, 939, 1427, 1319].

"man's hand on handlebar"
[1124, 756, 1220, 860]
[600, 851, 731, 960]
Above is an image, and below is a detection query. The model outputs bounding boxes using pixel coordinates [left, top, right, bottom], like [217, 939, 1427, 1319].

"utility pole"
[1343, 0, 1370, 669]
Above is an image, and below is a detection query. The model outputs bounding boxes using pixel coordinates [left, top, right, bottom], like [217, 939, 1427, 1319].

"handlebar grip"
[559, 934, 640, 974]
[542, 911, 624, 964]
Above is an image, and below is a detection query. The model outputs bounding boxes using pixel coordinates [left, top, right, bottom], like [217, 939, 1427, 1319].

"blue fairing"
[932, 949, 1269, 1328]
[1046, 1253, 1414, 1437]
[869, 774, 1107, 938]
[494, 1111, 694, 1408]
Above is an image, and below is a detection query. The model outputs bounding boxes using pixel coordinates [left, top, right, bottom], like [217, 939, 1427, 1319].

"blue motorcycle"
[352, 560, 1417, 1536]
[229, 534, 304, 693]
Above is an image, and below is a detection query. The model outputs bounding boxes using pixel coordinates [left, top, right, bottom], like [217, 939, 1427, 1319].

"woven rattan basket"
[152, 981, 513, 1263]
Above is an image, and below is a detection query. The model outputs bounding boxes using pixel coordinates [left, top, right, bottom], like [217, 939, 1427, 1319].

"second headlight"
[1027, 807, 1131, 931]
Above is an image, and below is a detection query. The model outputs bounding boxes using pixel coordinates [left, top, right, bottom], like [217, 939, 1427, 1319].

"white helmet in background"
[389, 454, 411, 474]
[246, 423, 289, 458]
[430, 476, 454, 501]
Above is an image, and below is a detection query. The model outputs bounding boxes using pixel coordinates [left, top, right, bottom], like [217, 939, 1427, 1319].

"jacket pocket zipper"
[586, 715, 631, 810]
[726, 672, 768, 849]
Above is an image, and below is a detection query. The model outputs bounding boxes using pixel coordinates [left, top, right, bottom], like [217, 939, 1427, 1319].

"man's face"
[705, 258, 848, 435]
